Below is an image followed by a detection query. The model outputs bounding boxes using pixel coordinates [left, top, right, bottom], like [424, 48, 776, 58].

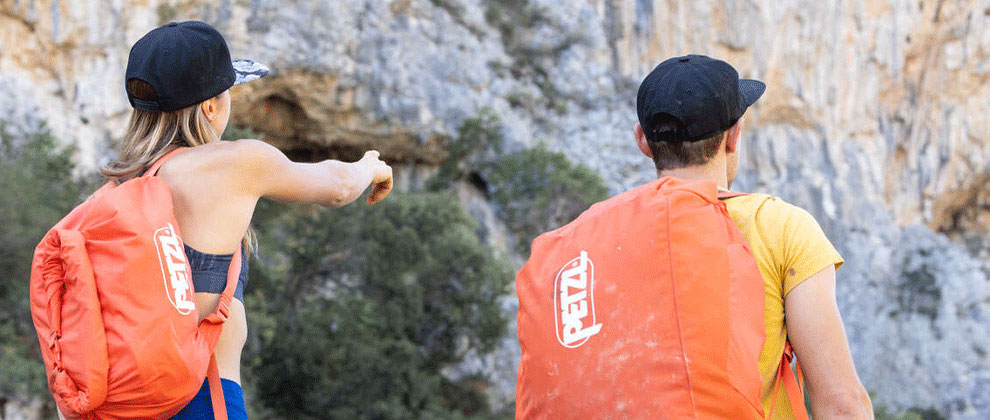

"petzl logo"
[554, 251, 602, 348]
[155, 224, 195, 315]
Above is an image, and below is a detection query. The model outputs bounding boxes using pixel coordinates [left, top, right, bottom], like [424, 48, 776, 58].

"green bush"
[244, 193, 513, 419]
[487, 144, 608, 254]
[0, 122, 97, 413]
[222, 124, 263, 141]
[426, 108, 504, 191]
[875, 407, 923, 420]
[871, 392, 947, 420]
[428, 110, 608, 255]
[874, 405, 947, 420]
[898, 258, 941, 321]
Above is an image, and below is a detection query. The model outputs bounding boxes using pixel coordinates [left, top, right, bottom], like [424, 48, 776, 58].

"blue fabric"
[184, 244, 248, 301]
[171, 378, 247, 420]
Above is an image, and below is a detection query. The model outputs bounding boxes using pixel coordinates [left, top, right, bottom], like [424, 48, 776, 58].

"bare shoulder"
[220, 138, 283, 157]
[152, 140, 290, 203]
[161, 140, 286, 177]
[189, 139, 283, 163]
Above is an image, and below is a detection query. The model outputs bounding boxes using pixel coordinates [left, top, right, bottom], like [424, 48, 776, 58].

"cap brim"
[232, 59, 270, 85]
[739, 79, 766, 107]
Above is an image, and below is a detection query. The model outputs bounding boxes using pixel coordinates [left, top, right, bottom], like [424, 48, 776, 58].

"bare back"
[157, 142, 258, 384]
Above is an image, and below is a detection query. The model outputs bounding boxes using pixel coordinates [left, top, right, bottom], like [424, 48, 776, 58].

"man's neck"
[657, 160, 729, 190]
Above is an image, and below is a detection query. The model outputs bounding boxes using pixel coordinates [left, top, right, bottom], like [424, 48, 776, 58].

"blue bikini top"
[183, 244, 248, 301]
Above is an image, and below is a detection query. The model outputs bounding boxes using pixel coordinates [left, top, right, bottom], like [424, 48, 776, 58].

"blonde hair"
[102, 105, 218, 182]
[102, 80, 255, 256]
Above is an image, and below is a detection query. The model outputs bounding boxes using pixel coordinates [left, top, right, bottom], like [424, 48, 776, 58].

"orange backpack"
[515, 177, 767, 419]
[30, 148, 235, 420]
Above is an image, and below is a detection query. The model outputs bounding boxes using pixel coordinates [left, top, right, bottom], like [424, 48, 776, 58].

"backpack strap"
[208, 354, 228, 420]
[143, 147, 189, 178]
[717, 191, 748, 200]
[203, 246, 240, 420]
[200, 247, 241, 325]
[767, 342, 810, 420]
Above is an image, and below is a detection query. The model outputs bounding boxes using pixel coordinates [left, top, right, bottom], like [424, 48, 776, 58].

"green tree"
[870, 392, 947, 420]
[874, 405, 946, 420]
[0, 122, 97, 413]
[426, 108, 504, 191]
[244, 193, 513, 420]
[222, 124, 263, 141]
[427, 110, 609, 255]
[487, 144, 608, 254]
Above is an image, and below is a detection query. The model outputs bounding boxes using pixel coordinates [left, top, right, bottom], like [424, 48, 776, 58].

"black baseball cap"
[125, 21, 269, 112]
[637, 54, 765, 142]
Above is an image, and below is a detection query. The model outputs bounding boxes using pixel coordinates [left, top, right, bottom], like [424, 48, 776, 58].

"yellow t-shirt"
[722, 193, 844, 420]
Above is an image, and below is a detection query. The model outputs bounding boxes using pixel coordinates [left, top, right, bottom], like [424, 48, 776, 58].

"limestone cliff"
[1, 0, 988, 418]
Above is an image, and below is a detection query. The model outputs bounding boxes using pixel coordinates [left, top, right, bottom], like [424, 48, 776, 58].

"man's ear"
[634, 123, 654, 159]
[200, 97, 218, 122]
[724, 117, 744, 153]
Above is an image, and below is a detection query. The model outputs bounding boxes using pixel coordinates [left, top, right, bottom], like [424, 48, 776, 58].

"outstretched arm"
[785, 265, 874, 420]
[231, 140, 393, 206]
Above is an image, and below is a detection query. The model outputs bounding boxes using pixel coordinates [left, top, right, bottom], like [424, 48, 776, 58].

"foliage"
[427, 110, 608, 255]
[243, 193, 514, 420]
[875, 406, 923, 420]
[0, 122, 98, 411]
[222, 124, 263, 141]
[870, 392, 947, 420]
[898, 257, 941, 322]
[875, 404, 947, 420]
[426, 108, 504, 191]
[487, 144, 608, 254]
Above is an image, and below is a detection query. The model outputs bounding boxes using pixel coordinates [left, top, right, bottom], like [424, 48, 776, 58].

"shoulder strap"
[767, 342, 810, 420]
[204, 247, 240, 420]
[717, 191, 749, 200]
[143, 147, 189, 178]
[208, 355, 228, 420]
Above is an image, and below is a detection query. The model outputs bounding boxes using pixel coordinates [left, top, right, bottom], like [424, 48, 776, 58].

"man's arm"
[785, 264, 874, 420]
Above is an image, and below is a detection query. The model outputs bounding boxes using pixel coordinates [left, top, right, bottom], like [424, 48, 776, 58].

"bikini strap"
[143, 147, 190, 178]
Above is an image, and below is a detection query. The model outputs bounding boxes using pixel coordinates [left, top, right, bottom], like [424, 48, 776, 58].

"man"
[633, 54, 873, 419]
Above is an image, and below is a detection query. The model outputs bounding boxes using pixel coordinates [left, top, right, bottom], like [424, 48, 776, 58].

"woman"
[91, 21, 392, 419]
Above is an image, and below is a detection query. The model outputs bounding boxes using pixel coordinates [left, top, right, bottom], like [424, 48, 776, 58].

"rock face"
[2, 0, 988, 418]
